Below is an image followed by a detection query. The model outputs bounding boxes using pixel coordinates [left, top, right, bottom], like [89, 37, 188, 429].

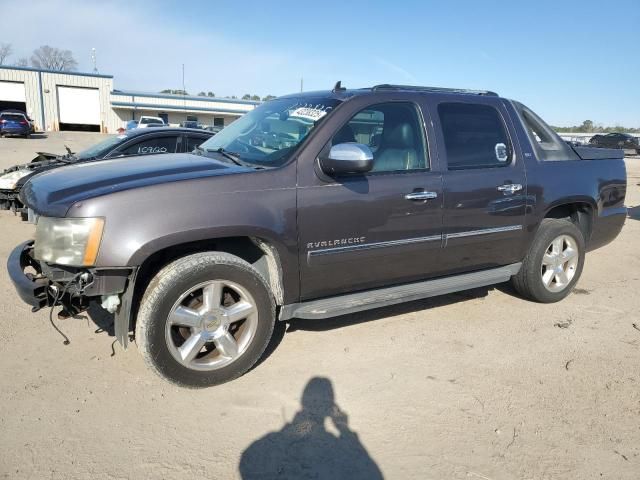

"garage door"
[57, 86, 101, 125]
[0, 81, 27, 112]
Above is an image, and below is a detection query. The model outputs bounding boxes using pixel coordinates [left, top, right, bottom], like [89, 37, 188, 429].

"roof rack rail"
[371, 84, 499, 96]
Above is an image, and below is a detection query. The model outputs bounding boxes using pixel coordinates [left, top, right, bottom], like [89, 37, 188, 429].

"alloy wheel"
[165, 280, 258, 371]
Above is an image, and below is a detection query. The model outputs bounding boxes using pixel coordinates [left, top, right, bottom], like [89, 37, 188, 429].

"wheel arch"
[542, 199, 595, 243]
[133, 234, 286, 301]
[120, 234, 288, 342]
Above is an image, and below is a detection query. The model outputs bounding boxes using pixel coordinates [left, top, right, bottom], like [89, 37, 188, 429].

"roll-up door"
[0, 81, 27, 112]
[57, 86, 101, 130]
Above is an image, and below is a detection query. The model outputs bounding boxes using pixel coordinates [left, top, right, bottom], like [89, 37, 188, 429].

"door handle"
[404, 191, 438, 201]
[497, 183, 523, 194]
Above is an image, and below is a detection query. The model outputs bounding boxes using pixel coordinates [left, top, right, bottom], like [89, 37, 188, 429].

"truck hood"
[21, 153, 251, 217]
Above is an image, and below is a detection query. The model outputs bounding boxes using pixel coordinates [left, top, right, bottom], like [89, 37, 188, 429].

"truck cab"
[8, 84, 627, 387]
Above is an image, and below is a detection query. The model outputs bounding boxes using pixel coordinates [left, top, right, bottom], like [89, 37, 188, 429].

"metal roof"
[111, 89, 260, 105]
[0, 65, 113, 79]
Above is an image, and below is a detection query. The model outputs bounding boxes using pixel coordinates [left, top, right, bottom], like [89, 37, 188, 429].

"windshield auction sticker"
[289, 107, 329, 122]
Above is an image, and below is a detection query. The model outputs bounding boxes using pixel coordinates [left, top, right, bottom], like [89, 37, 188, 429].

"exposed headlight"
[34, 217, 105, 266]
[0, 169, 31, 190]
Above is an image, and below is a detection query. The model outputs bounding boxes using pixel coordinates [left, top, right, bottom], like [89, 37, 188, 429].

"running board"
[279, 263, 521, 321]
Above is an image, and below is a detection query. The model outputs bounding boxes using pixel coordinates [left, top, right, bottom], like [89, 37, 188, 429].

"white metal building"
[0, 66, 258, 133]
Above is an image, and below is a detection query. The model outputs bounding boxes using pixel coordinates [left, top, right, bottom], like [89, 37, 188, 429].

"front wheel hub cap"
[165, 280, 258, 371]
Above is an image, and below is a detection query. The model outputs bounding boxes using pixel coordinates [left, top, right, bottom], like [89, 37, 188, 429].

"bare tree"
[0, 43, 12, 65]
[14, 57, 29, 67]
[30, 45, 77, 71]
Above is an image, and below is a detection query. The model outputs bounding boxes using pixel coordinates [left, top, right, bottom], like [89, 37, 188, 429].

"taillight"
[20, 121, 27, 125]
[0, 119, 6, 124]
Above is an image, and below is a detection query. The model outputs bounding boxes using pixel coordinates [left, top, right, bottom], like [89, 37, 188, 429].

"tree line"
[0, 43, 77, 71]
[160, 89, 276, 102]
[551, 120, 639, 134]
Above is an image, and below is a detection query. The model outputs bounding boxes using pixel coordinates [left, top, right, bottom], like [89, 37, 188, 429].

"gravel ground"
[0, 133, 639, 480]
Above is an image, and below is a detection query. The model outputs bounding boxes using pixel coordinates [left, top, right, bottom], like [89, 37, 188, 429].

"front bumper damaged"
[7, 240, 137, 348]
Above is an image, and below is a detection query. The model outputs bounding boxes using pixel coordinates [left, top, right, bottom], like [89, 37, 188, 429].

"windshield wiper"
[208, 147, 244, 167]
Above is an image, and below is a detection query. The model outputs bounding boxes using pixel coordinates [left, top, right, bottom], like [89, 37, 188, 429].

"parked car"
[0, 111, 31, 138]
[8, 83, 627, 388]
[589, 132, 640, 153]
[180, 121, 199, 129]
[125, 120, 139, 130]
[137, 116, 166, 128]
[1, 109, 35, 133]
[0, 127, 212, 213]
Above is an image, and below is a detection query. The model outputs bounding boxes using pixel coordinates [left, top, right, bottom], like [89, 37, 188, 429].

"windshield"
[198, 96, 341, 167]
[141, 118, 163, 125]
[1, 114, 26, 122]
[76, 134, 128, 160]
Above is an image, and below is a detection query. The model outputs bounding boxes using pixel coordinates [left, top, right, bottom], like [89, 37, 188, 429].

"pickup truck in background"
[136, 116, 166, 128]
[8, 83, 627, 387]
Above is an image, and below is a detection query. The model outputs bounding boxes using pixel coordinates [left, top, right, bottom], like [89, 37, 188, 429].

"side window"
[330, 102, 428, 172]
[185, 135, 206, 152]
[121, 136, 178, 156]
[439, 103, 512, 170]
[513, 101, 578, 162]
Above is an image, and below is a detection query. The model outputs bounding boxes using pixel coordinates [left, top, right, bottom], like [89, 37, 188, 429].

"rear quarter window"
[513, 101, 578, 161]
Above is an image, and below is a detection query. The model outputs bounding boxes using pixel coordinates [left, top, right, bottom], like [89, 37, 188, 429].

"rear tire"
[135, 252, 276, 388]
[511, 219, 585, 303]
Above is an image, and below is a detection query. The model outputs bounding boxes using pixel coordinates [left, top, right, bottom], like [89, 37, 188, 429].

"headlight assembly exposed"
[34, 217, 105, 266]
[0, 169, 31, 190]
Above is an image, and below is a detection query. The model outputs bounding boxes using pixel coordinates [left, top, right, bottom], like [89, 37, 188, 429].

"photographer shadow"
[239, 377, 383, 480]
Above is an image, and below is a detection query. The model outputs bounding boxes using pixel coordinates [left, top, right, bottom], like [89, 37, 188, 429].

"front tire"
[512, 218, 585, 303]
[135, 252, 276, 388]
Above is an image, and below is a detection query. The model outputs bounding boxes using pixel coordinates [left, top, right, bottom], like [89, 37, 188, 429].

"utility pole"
[91, 48, 97, 73]
[182, 64, 187, 117]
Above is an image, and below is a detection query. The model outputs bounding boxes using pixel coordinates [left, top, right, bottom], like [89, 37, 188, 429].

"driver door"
[296, 100, 444, 300]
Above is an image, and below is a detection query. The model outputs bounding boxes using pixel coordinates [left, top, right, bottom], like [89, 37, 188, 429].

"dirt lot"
[0, 132, 639, 480]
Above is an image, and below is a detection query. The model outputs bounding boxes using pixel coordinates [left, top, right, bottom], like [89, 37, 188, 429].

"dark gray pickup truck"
[8, 84, 627, 387]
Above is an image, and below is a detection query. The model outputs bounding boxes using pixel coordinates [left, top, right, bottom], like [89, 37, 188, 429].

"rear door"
[428, 97, 527, 274]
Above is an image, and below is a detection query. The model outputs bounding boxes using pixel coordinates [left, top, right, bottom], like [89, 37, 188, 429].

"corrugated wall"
[110, 93, 256, 113]
[1, 67, 254, 134]
[0, 67, 114, 132]
[40, 72, 114, 132]
[0, 69, 43, 130]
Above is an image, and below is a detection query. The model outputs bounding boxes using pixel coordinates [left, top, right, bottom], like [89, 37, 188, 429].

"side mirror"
[320, 143, 374, 175]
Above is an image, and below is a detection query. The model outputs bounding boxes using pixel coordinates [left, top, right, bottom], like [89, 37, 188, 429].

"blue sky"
[2, 0, 639, 126]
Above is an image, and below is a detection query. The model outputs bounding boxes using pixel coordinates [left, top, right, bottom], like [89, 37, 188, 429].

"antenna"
[91, 48, 97, 73]
[300, 77, 303, 93]
[332, 80, 346, 93]
[182, 64, 187, 116]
